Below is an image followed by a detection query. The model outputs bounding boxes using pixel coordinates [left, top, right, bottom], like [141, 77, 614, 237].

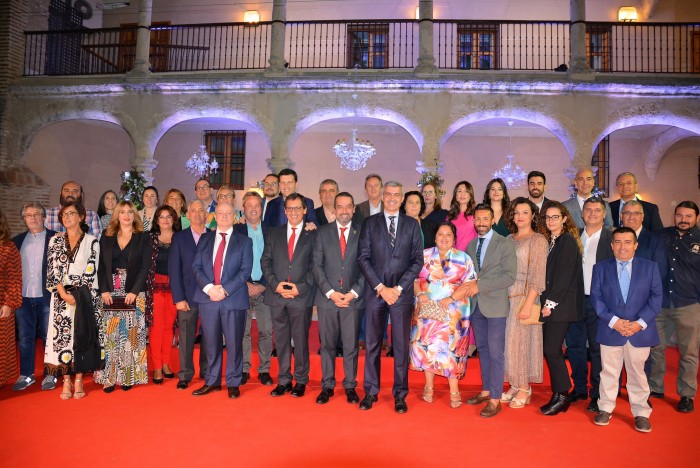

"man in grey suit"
[356, 174, 383, 222]
[262, 193, 317, 398]
[312, 192, 364, 405]
[459, 204, 517, 417]
[562, 167, 614, 229]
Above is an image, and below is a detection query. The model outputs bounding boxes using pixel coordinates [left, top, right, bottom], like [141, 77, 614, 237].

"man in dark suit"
[460, 204, 517, 417]
[315, 179, 339, 225]
[566, 197, 615, 412]
[234, 192, 274, 386]
[262, 193, 317, 398]
[591, 227, 662, 432]
[562, 167, 614, 229]
[357, 181, 423, 413]
[191, 202, 253, 399]
[169, 200, 209, 389]
[312, 192, 364, 405]
[263, 168, 318, 227]
[356, 173, 383, 222]
[12, 202, 56, 391]
[609, 172, 664, 230]
[261, 173, 280, 221]
[527, 170, 552, 211]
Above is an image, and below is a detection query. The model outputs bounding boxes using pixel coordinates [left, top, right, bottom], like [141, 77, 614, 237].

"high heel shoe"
[500, 386, 518, 403]
[153, 372, 163, 385]
[450, 392, 463, 409]
[422, 386, 434, 403]
[540, 393, 570, 416]
[509, 387, 532, 409]
[60, 379, 73, 400]
[73, 378, 86, 399]
[163, 368, 175, 379]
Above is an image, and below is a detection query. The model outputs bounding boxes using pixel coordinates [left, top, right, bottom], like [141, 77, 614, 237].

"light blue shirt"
[247, 222, 264, 282]
[20, 230, 46, 298]
[609, 257, 647, 330]
[477, 228, 494, 268]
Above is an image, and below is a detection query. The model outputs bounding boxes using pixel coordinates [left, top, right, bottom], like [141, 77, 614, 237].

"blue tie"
[476, 237, 485, 270]
[619, 261, 630, 303]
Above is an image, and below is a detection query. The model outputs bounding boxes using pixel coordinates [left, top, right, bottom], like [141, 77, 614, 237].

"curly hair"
[152, 204, 182, 234]
[505, 197, 545, 235]
[540, 200, 583, 252]
[105, 200, 144, 236]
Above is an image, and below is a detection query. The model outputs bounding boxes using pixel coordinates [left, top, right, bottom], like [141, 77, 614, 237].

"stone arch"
[644, 127, 698, 180]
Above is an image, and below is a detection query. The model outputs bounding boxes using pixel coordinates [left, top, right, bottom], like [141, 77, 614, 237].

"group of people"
[0, 168, 697, 434]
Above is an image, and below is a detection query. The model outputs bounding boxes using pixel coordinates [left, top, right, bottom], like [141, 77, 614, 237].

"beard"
[60, 194, 83, 206]
[528, 189, 542, 198]
[676, 222, 694, 233]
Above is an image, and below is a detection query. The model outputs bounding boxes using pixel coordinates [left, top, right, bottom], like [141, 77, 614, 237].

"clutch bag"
[417, 300, 449, 322]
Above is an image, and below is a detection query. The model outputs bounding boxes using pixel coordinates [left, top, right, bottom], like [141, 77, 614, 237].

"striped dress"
[0, 241, 22, 385]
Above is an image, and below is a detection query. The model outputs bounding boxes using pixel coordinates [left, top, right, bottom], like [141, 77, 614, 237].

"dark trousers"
[566, 295, 601, 398]
[470, 304, 506, 397]
[199, 302, 246, 387]
[270, 305, 312, 385]
[16, 296, 50, 377]
[363, 301, 412, 398]
[543, 321, 572, 394]
[318, 307, 362, 390]
[177, 303, 208, 382]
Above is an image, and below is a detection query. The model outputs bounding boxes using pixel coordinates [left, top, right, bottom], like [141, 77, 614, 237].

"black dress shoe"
[650, 391, 665, 398]
[386, 347, 394, 357]
[241, 372, 250, 385]
[194, 335, 202, 344]
[568, 391, 588, 403]
[316, 388, 334, 404]
[394, 397, 408, 414]
[678, 396, 694, 413]
[228, 386, 240, 399]
[336, 348, 343, 357]
[270, 383, 293, 397]
[345, 388, 360, 404]
[258, 372, 274, 386]
[153, 378, 163, 385]
[291, 383, 306, 397]
[541, 393, 570, 416]
[192, 384, 222, 396]
[176, 380, 189, 390]
[103, 385, 116, 394]
[122, 385, 132, 391]
[163, 371, 175, 379]
[359, 394, 378, 410]
[587, 397, 599, 413]
[271, 348, 277, 357]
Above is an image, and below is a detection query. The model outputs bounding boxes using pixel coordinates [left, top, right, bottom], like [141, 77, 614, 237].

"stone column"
[267, 137, 291, 173]
[127, 0, 153, 78]
[133, 138, 158, 185]
[568, 0, 594, 80]
[266, 0, 287, 74]
[415, 0, 438, 75]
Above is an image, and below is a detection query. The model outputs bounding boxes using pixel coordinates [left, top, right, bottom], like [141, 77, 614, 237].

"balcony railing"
[23, 20, 700, 76]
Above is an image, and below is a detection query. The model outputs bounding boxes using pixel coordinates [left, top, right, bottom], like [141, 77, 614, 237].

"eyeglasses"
[285, 206, 304, 212]
[263, 183, 278, 188]
[60, 211, 79, 219]
[24, 213, 43, 219]
[217, 194, 234, 200]
[544, 215, 561, 221]
[621, 211, 643, 217]
[195, 185, 211, 191]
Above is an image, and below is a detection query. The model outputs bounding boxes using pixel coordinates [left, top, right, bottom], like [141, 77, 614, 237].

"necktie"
[476, 237, 485, 270]
[339, 227, 347, 259]
[389, 216, 396, 248]
[619, 201, 625, 227]
[619, 261, 630, 303]
[288, 227, 296, 261]
[213, 232, 227, 285]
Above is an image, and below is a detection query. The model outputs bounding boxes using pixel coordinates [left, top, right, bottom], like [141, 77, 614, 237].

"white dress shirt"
[581, 227, 602, 295]
[203, 226, 234, 294]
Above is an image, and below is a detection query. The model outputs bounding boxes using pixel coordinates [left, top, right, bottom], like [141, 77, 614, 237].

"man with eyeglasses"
[609, 172, 664, 230]
[261, 173, 280, 220]
[45, 180, 102, 237]
[562, 167, 614, 229]
[195, 178, 217, 229]
[12, 203, 57, 391]
[263, 168, 318, 228]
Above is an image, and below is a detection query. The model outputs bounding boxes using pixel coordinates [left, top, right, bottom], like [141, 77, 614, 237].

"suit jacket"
[358, 212, 423, 307]
[233, 221, 270, 286]
[580, 226, 615, 265]
[168, 227, 206, 304]
[314, 206, 364, 227]
[562, 197, 614, 229]
[312, 221, 365, 309]
[98, 232, 151, 295]
[13, 229, 56, 302]
[590, 256, 662, 347]
[261, 222, 316, 308]
[466, 231, 517, 318]
[263, 195, 318, 227]
[540, 232, 584, 323]
[609, 198, 664, 231]
[356, 200, 383, 222]
[635, 228, 669, 287]
[419, 219, 437, 249]
[192, 230, 253, 310]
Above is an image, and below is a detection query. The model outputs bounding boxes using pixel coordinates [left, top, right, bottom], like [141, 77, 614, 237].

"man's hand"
[329, 291, 350, 308]
[208, 285, 226, 302]
[379, 287, 399, 305]
[247, 282, 265, 297]
[459, 281, 479, 298]
[175, 300, 191, 312]
[613, 319, 630, 336]
[304, 222, 317, 231]
[276, 282, 299, 299]
[623, 321, 642, 336]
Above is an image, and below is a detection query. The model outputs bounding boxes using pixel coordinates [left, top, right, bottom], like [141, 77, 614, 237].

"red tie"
[339, 227, 347, 260]
[288, 227, 297, 261]
[213, 232, 227, 285]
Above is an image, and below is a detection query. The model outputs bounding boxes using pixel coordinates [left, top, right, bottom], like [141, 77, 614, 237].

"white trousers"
[599, 342, 652, 418]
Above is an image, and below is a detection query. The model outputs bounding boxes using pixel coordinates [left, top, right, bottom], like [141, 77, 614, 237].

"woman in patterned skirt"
[0, 208, 22, 387]
[44, 202, 101, 399]
[410, 222, 477, 408]
[96, 200, 151, 392]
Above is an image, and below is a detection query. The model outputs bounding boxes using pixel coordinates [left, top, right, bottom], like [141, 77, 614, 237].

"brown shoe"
[480, 400, 502, 418]
[467, 392, 491, 405]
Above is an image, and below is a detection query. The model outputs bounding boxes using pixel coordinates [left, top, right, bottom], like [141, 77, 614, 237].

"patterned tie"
[339, 227, 347, 259]
[388, 216, 396, 248]
[619, 261, 630, 303]
[288, 227, 297, 261]
[476, 237, 485, 270]
[213, 232, 227, 285]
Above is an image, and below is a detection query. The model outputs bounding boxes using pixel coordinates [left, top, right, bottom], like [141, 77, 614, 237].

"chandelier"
[493, 121, 527, 188]
[186, 144, 219, 179]
[333, 129, 376, 171]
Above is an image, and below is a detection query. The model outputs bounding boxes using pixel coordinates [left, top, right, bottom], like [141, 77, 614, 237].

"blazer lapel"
[479, 235, 495, 271]
[345, 225, 359, 260]
[378, 214, 394, 250]
[610, 260, 625, 305]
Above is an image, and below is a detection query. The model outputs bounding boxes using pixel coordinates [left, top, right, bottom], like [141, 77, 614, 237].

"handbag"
[417, 299, 449, 322]
[510, 242, 543, 326]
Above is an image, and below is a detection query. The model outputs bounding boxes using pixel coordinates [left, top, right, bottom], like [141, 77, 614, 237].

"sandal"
[73, 378, 86, 400]
[422, 386, 434, 403]
[509, 387, 533, 409]
[60, 379, 73, 400]
[500, 386, 518, 403]
[450, 392, 463, 408]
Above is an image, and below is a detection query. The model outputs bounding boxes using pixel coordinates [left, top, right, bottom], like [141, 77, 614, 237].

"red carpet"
[0, 321, 696, 467]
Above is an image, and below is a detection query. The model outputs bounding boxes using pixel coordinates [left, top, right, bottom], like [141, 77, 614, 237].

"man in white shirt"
[562, 167, 614, 229]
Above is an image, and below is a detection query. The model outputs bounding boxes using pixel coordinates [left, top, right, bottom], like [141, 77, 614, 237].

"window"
[586, 25, 612, 72]
[592, 136, 610, 195]
[347, 23, 389, 69]
[118, 21, 172, 72]
[457, 24, 499, 70]
[692, 31, 700, 73]
[205, 131, 247, 190]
